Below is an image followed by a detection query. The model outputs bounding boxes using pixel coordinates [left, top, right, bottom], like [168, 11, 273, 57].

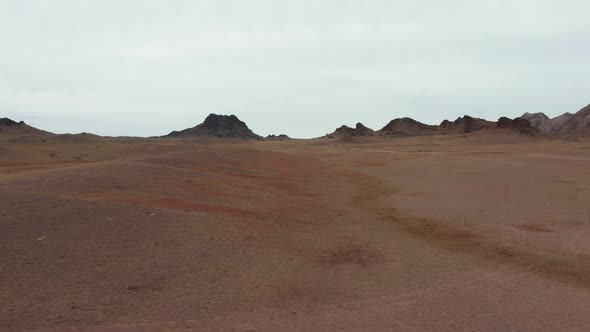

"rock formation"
[379, 117, 436, 136]
[166, 114, 261, 139]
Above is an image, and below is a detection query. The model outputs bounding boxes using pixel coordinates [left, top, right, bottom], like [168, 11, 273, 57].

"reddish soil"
[2, 136, 590, 331]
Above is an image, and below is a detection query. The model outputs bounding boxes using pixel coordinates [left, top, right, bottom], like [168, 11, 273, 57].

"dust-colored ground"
[2, 134, 590, 331]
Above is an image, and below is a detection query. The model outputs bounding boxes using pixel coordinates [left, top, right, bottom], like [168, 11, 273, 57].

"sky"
[1, 0, 589, 138]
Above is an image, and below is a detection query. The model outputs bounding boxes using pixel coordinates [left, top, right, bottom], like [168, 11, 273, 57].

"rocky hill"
[521, 112, 550, 129]
[326, 122, 375, 138]
[521, 104, 590, 136]
[166, 114, 261, 139]
[495, 117, 538, 135]
[265, 134, 291, 140]
[439, 116, 494, 135]
[0, 118, 52, 136]
[547, 104, 590, 136]
[379, 117, 436, 136]
[325, 115, 539, 139]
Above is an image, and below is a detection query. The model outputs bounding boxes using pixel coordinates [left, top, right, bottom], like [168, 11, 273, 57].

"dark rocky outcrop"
[439, 116, 494, 134]
[0, 118, 52, 136]
[353, 123, 375, 135]
[379, 117, 436, 136]
[166, 114, 260, 139]
[496, 117, 538, 135]
[0, 118, 22, 126]
[265, 134, 291, 140]
[327, 122, 375, 138]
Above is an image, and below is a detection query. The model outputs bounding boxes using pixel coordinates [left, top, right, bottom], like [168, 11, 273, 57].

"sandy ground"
[2, 134, 590, 331]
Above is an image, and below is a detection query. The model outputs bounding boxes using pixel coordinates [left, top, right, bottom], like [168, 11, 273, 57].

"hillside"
[0, 118, 53, 136]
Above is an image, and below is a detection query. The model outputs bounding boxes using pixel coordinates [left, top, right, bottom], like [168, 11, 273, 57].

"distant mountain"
[545, 113, 574, 134]
[521, 104, 590, 137]
[547, 104, 590, 136]
[495, 117, 538, 135]
[0, 118, 52, 136]
[379, 117, 436, 136]
[325, 114, 540, 139]
[0, 117, 22, 128]
[8, 103, 589, 140]
[326, 122, 375, 138]
[166, 114, 261, 139]
[265, 134, 291, 140]
[439, 116, 494, 135]
[521, 112, 550, 129]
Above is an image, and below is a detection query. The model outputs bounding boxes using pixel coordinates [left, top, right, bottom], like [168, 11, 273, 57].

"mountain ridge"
[5, 102, 590, 139]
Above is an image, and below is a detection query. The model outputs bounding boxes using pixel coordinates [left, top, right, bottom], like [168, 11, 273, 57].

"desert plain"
[2, 133, 590, 331]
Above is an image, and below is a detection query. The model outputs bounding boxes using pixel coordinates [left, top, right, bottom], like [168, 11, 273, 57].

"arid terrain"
[2, 132, 590, 331]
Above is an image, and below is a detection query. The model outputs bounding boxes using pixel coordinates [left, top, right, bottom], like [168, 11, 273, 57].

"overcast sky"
[1, 0, 589, 137]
